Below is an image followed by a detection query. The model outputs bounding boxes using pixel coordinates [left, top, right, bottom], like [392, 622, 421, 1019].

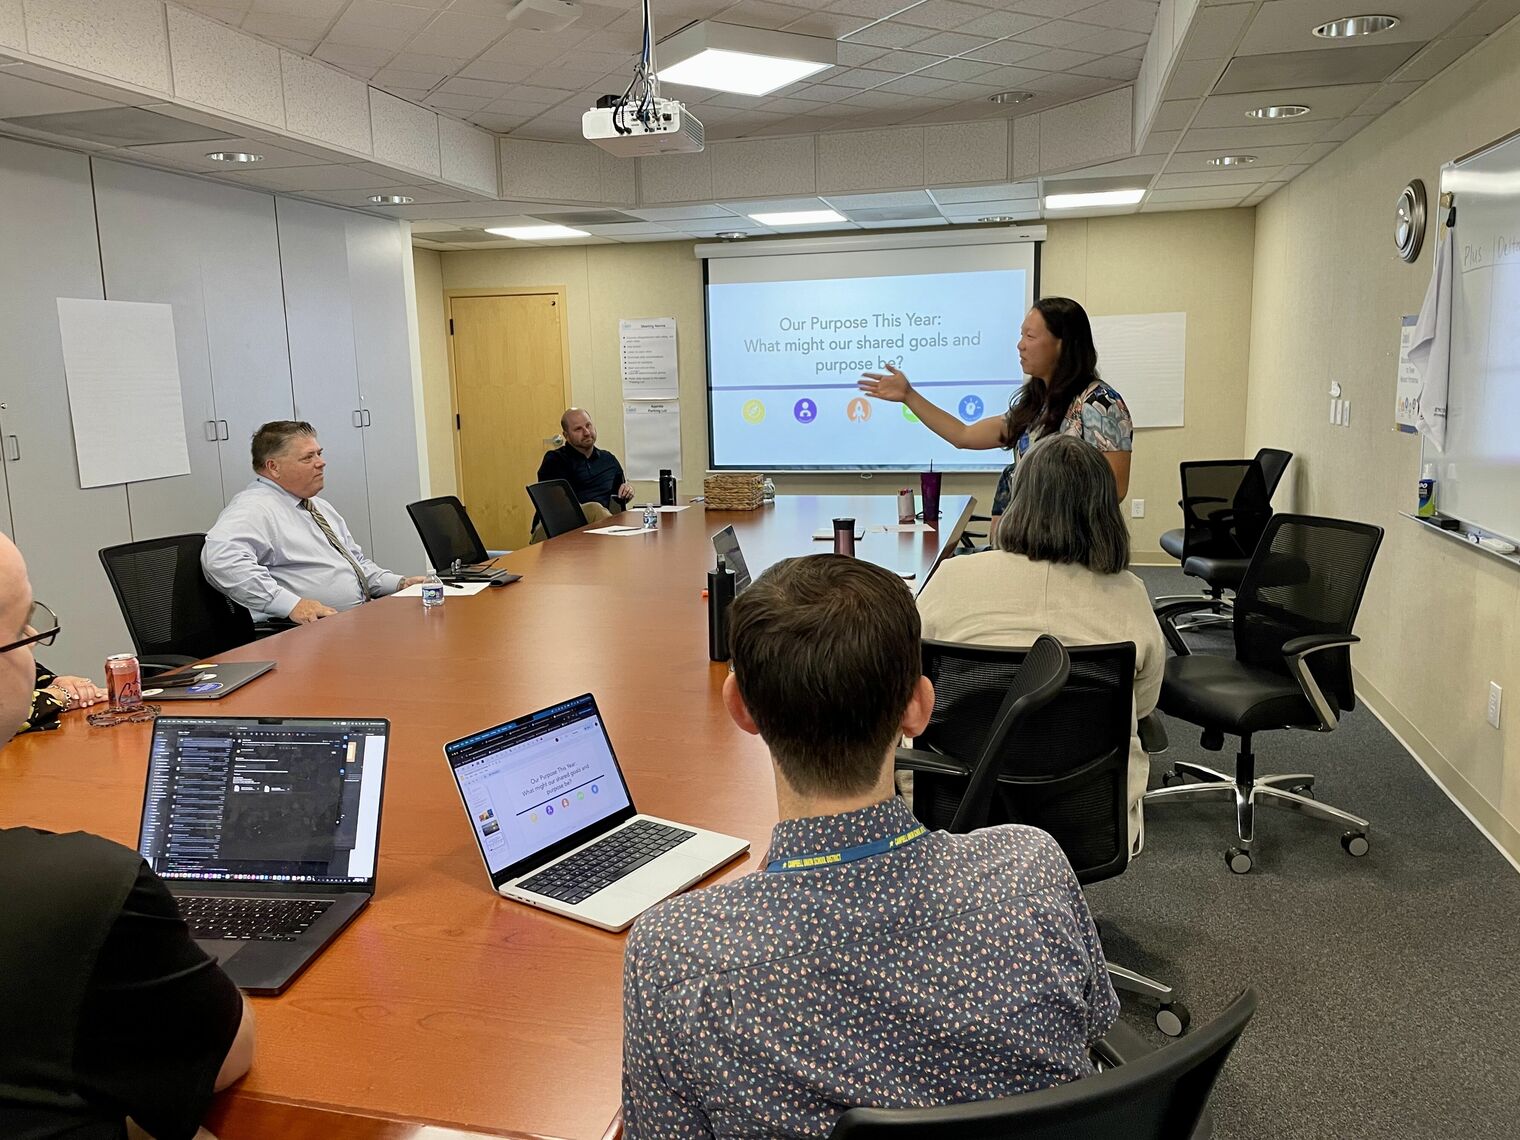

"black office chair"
[897, 638, 1190, 1037]
[99, 534, 259, 673]
[828, 987, 1258, 1139]
[525, 479, 589, 539]
[406, 496, 507, 573]
[1146, 514, 1384, 873]
[1254, 446, 1292, 499]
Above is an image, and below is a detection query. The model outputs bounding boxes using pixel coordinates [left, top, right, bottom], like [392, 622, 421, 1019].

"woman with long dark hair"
[859, 296, 1133, 515]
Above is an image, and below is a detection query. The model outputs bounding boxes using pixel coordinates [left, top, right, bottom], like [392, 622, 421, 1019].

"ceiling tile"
[1235, 0, 1470, 57]
[821, 189, 936, 208]
[120, 135, 334, 171]
[1153, 167, 1279, 189]
[895, 1, 999, 31]
[843, 21, 940, 49]
[912, 31, 998, 55]
[1145, 185, 1249, 203]
[1065, 0, 1158, 35]
[957, 10, 1045, 38]
[1166, 143, 1306, 171]
[929, 180, 1039, 203]
[1019, 47, 1101, 71]
[1188, 84, 1378, 128]
[215, 162, 406, 192]
[1175, 122, 1329, 151]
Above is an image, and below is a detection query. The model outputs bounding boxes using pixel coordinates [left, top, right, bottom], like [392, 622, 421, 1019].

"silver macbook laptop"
[444, 694, 749, 932]
[711, 525, 752, 592]
[137, 716, 389, 994]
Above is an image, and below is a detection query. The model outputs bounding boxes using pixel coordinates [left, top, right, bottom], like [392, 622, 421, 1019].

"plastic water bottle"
[762, 476, 776, 503]
[642, 503, 659, 530]
[421, 571, 445, 608]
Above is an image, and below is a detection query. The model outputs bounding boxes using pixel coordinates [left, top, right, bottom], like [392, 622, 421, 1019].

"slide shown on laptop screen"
[446, 696, 633, 876]
[139, 718, 387, 885]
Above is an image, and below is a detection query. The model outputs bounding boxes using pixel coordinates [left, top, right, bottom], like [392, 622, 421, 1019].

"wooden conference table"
[0, 494, 973, 1139]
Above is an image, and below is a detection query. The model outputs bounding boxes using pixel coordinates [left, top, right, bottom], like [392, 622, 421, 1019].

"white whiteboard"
[1091, 312, 1186, 428]
[1428, 135, 1520, 544]
[57, 298, 190, 488]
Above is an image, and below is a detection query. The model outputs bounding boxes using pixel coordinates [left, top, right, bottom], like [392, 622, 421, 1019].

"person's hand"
[49, 676, 106, 709]
[399, 575, 428, 589]
[617, 482, 633, 502]
[288, 598, 337, 624]
[858, 363, 912, 403]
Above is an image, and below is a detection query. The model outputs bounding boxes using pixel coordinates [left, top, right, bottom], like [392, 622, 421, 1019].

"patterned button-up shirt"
[621, 797, 1118, 1139]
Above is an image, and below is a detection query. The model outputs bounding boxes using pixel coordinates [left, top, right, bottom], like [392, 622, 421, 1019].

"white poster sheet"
[620, 317, 679, 399]
[57, 298, 190, 488]
[1090, 312, 1186, 428]
[623, 401, 682, 481]
[1395, 315, 1420, 433]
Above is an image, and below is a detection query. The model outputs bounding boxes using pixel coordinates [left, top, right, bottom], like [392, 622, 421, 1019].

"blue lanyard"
[765, 825, 927, 873]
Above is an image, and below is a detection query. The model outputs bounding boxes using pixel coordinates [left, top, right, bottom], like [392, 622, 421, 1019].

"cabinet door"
[0, 139, 132, 675]
[275, 198, 372, 552]
[347, 214, 424, 573]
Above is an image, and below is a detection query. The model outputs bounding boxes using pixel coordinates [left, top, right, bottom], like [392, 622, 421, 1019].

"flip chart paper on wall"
[1090, 312, 1186, 428]
[624, 401, 682, 480]
[620, 317, 680, 399]
[57, 298, 190, 488]
[1395, 315, 1421, 432]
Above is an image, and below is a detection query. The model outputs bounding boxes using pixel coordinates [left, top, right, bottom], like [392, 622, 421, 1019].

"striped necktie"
[300, 498, 369, 602]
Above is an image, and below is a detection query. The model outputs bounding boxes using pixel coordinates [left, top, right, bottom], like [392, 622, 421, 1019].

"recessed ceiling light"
[483, 224, 590, 239]
[989, 91, 1035, 104]
[749, 209, 846, 226]
[1247, 104, 1311, 120]
[1043, 189, 1145, 210]
[367, 194, 415, 205]
[979, 215, 1020, 223]
[206, 151, 263, 163]
[1312, 14, 1399, 38]
[1206, 155, 1258, 167]
[658, 22, 836, 96]
[715, 231, 749, 241]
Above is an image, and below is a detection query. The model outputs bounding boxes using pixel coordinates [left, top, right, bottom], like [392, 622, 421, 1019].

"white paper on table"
[620, 317, 679, 399]
[652, 504, 690, 513]
[623, 401, 682, 480]
[393, 581, 491, 596]
[869, 522, 937, 534]
[589, 524, 650, 536]
[1089, 312, 1186, 428]
[57, 298, 191, 488]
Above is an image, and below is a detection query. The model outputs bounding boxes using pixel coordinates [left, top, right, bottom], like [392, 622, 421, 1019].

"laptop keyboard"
[519, 819, 696, 905]
[180, 896, 334, 942]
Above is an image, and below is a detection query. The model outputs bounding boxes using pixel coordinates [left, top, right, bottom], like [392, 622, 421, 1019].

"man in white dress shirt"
[202, 421, 425, 624]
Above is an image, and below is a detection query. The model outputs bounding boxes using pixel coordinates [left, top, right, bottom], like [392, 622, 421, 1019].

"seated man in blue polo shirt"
[537, 408, 632, 514]
[621, 555, 1118, 1139]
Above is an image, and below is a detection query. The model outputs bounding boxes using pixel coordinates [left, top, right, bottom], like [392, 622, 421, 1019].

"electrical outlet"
[1131, 498, 1145, 518]
[1488, 682, 1502, 729]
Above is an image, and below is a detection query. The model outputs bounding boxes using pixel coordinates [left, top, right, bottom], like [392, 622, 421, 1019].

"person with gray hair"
[916, 433, 1165, 853]
[203, 420, 426, 624]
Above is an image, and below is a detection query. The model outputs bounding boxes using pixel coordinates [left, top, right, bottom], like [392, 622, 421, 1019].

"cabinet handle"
[205, 420, 219, 442]
[352, 409, 363, 428]
[219, 420, 230, 440]
[362, 409, 372, 427]
[6, 435, 19, 462]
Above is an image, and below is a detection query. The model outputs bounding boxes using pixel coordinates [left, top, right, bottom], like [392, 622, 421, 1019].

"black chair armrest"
[1138, 712, 1169, 755]
[1281, 634, 1360, 731]
[894, 747, 970, 777]
[1151, 598, 1227, 656]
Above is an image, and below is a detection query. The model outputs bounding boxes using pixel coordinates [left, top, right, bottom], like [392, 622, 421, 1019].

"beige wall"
[1247, 22, 1520, 856]
[423, 212, 1256, 553]
[412, 247, 456, 498]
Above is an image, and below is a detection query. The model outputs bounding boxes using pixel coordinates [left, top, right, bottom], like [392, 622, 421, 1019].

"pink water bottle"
[897, 488, 916, 523]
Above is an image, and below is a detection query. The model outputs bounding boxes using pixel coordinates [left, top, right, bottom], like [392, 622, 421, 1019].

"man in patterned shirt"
[621, 555, 1119, 1139]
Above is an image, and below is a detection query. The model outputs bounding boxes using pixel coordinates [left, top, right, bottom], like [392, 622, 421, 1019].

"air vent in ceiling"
[1214, 43, 1420, 94]
[1, 107, 230, 146]
[531, 210, 635, 225]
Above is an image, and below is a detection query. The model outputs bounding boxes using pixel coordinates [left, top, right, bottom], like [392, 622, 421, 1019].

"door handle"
[219, 420, 230, 440]
[206, 420, 219, 442]
[353, 409, 364, 428]
[5, 435, 18, 462]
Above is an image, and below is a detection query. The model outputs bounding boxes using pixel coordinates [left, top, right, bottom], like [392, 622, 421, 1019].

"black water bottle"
[708, 556, 736, 661]
[660, 468, 678, 506]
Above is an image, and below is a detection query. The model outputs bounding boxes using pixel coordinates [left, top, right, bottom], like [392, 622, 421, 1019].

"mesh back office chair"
[897, 639, 1190, 1037]
[525, 479, 588, 539]
[406, 496, 508, 573]
[1146, 514, 1384, 874]
[1255, 447, 1292, 498]
[98, 534, 258, 671]
[828, 988, 1258, 1139]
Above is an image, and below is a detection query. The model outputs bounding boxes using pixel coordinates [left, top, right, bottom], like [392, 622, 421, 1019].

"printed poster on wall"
[1395, 315, 1420, 433]
[620, 317, 679, 399]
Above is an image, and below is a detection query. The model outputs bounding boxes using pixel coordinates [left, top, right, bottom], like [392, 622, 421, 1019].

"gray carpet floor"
[1093, 565, 1520, 1139]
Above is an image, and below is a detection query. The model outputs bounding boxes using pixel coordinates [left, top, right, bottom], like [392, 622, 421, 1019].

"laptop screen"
[139, 717, 388, 886]
[712, 526, 752, 592]
[444, 694, 635, 881]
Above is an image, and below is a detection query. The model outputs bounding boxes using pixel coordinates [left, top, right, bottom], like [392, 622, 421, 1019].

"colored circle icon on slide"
[793, 398, 817, 423]
[958, 394, 984, 421]
[847, 397, 872, 422]
[902, 405, 920, 423]
[742, 399, 766, 424]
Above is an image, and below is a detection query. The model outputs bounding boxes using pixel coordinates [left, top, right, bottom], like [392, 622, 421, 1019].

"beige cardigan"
[916, 550, 1166, 854]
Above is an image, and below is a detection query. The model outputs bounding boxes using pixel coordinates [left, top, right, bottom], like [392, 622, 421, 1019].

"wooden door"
[450, 293, 568, 550]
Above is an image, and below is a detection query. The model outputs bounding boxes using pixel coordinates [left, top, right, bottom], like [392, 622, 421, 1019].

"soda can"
[105, 653, 143, 709]
[897, 488, 916, 524]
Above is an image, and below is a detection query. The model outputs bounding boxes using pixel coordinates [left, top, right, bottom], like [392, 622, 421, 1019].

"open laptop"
[137, 716, 389, 994]
[711, 525, 752, 593]
[443, 694, 749, 931]
[142, 660, 275, 701]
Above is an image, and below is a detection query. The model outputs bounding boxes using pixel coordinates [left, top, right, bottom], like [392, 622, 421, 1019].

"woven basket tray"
[704, 472, 765, 511]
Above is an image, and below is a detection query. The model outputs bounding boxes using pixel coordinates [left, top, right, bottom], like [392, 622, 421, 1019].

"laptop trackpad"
[197, 939, 243, 965]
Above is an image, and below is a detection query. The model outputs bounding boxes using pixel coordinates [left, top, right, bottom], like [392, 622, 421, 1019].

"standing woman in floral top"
[859, 296, 1133, 515]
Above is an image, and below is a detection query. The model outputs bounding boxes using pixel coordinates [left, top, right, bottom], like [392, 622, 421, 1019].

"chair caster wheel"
[1156, 1001, 1190, 1038]
[1342, 831, 1369, 857]
[1226, 847, 1252, 874]
[1161, 771, 1185, 788]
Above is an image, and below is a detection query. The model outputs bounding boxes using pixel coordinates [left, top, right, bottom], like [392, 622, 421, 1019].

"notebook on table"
[444, 694, 749, 932]
[136, 716, 389, 994]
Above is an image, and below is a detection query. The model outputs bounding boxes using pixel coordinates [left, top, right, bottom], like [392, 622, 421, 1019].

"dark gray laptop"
[136, 716, 389, 994]
[142, 660, 275, 700]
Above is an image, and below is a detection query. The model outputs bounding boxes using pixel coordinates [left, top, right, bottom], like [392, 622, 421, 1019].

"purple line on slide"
[713, 380, 1015, 392]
